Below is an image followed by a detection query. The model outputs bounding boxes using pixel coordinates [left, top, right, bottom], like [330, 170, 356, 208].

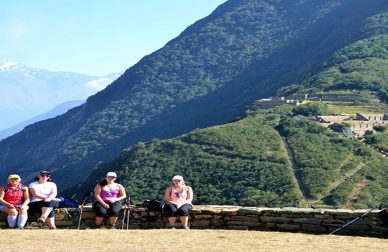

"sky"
[1, 0, 227, 76]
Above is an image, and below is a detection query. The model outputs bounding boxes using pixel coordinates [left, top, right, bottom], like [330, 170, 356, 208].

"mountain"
[0, 61, 120, 130]
[0, 100, 84, 141]
[0, 0, 387, 190]
[66, 108, 388, 208]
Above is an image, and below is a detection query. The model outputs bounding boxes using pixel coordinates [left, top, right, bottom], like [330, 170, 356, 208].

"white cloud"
[86, 77, 112, 91]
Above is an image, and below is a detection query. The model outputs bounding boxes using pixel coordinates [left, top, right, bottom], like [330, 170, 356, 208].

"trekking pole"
[121, 198, 128, 230]
[329, 208, 375, 235]
[78, 191, 91, 230]
[126, 196, 131, 230]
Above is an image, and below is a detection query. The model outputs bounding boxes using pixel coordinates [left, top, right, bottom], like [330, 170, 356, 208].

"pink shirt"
[170, 186, 191, 208]
[100, 183, 120, 202]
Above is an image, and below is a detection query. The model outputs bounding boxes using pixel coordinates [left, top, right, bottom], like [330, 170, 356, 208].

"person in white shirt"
[28, 171, 59, 229]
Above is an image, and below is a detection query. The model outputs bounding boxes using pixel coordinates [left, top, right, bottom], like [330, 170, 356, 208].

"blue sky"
[1, 0, 227, 76]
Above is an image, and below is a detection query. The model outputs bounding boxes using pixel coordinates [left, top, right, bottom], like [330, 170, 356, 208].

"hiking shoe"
[91, 224, 103, 229]
[184, 226, 190, 229]
[48, 226, 57, 230]
[107, 224, 116, 229]
[37, 216, 47, 225]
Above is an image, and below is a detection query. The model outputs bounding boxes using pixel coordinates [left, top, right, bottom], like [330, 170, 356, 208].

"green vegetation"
[70, 109, 304, 207]
[364, 131, 388, 151]
[292, 102, 328, 116]
[67, 108, 388, 208]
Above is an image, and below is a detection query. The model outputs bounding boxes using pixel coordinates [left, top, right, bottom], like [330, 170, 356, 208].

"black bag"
[379, 209, 388, 227]
[143, 199, 165, 212]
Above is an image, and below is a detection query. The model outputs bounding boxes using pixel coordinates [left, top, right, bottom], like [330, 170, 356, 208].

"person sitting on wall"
[93, 172, 127, 229]
[0, 174, 30, 228]
[164, 175, 193, 229]
[28, 171, 59, 229]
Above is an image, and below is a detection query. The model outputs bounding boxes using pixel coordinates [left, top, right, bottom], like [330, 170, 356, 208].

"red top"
[2, 184, 26, 206]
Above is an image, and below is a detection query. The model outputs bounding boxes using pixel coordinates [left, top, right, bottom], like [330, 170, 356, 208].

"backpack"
[379, 209, 388, 227]
[143, 199, 165, 212]
[58, 197, 80, 208]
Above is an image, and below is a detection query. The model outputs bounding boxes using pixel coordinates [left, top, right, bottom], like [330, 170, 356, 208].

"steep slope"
[0, 0, 387, 189]
[66, 109, 304, 207]
[277, 13, 388, 99]
[67, 108, 388, 207]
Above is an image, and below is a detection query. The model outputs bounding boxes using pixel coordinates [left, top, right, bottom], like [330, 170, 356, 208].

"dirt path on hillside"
[344, 178, 370, 208]
[324, 162, 365, 196]
[278, 133, 313, 204]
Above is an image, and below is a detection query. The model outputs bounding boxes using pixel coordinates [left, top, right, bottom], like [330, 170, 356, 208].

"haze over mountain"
[0, 100, 84, 141]
[0, 61, 121, 130]
[0, 0, 386, 193]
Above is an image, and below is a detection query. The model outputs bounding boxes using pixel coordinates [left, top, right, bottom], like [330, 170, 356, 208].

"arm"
[94, 184, 109, 208]
[0, 187, 15, 209]
[29, 187, 46, 201]
[164, 187, 174, 205]
[185, 186, 193, 205]
[116, 184, 127, 202]
[44, 183, 57, 202]
[20, 187, 30, 209]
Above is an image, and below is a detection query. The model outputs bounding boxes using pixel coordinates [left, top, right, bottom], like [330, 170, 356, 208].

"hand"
[44, 198, 51, 202]
[108, 199, 116, 204]
[8, 204, 15, 209]
[103, 203, 110, 209]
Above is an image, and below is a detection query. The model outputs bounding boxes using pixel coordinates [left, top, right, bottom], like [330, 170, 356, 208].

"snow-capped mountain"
[0, 61, 121, 130]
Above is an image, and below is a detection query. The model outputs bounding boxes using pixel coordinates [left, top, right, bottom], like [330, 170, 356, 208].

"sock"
[17, 215, 28, 228]
[7, 215, 17, 228]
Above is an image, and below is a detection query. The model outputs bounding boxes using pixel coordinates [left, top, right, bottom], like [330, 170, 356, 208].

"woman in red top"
[164, 175, 193, 229]
[0, 174, 30, 228]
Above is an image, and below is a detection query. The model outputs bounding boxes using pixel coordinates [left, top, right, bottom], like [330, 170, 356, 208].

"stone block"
[301, 224, 327, 233]
[191, 220, 211, 227]
[276, 223, 300, 231]
[227, 220, 243, 226]
[230, 215, 259, 222]
[242, 221, 263, 227]
[228, 225, 248, 230]
[260, 216, 290, 223]
[238, 207, 261, 215]
[193, 214, 213, 219]
[293, 218, 322, 225]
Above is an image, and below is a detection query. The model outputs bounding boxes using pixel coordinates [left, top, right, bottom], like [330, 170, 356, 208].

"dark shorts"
[28, 200, 59, 218]
[164, 204, 193, 217]
[93, 201, 122, 217]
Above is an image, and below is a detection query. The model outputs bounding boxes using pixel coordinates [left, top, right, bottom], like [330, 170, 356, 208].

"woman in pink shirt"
[93, 172, 126, 229]
[164, 175, 193, 229]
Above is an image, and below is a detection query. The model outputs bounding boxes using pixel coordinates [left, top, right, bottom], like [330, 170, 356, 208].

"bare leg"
[180, 216, 189, 227]
[168, 217, 176, 226]
[41, 207, 53, 218]
[46, 217, 56, 228]
[109, 216, 118, 225]
[95, 216, 104, 225]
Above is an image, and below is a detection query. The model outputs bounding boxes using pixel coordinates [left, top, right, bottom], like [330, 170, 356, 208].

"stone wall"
[1, 206, 387, 237]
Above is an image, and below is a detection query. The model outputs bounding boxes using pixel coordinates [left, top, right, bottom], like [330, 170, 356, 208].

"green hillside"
[278, 13, 388, 101]
[68, 107, 388, 208]
[69, 108, 304, 207]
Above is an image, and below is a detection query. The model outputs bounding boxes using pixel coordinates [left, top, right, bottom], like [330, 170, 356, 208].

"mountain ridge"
[0, 0, 387, 191]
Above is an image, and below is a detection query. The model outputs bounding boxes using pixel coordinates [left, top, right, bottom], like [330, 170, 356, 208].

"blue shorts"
[0, 204, 28, 212]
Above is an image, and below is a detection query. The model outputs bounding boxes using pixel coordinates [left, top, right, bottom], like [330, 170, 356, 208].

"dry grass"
[0, 229, 386, 252]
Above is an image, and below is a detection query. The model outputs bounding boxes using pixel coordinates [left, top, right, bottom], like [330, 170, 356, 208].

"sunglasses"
[40, 174, 50, 177]
[107, 176, 116, 179]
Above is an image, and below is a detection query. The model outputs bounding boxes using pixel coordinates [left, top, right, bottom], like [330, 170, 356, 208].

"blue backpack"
[58, 197, 79, 208]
